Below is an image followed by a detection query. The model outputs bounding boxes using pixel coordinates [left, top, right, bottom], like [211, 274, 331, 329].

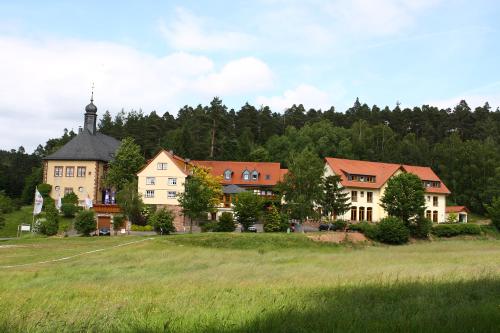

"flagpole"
[31, 186, 36, 231]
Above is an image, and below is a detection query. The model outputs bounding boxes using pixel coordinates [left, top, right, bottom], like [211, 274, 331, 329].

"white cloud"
[0, 36, 274, 151]
[159, 7, 257, 51]
[256, 84, 342, 111]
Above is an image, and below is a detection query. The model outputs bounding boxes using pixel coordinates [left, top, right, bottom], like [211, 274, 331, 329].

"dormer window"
[265, 174, 271, 180]
[224, 170, 232, 180]
[251, 171, 259, 180]
[243, 170, 250, 180]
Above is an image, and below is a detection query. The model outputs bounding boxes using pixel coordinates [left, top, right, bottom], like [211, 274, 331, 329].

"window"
[64, 187, 73, 195]
[367, 192, 373, 203]
[251, 171, 259, 180]
[253, 189, 260, 195]
[77, 167, 86, 177]
[55, 186, 60, 191]
[54, 166, 63, 177]
[157, 163, 168, 170]
[243, 170, 250, 180]
[366, 207, 373, 222]
[146, 177, 156, 185]
[350, 206, 357, 221]
[359, 207, 365, 221]
[145, 190, 155, 198]
[168, 178, 177, 186]
[224, 170, 232, 180]
[167, 191, 177, 199]
[427, 196, 431, 202]
[65, 167, 74, 177]
[433, 210, 438, 223]
[433, 196, 438, 207]
[267, 190, 273, 196]
[360, 191, 364, 198]
[351, 191, 358, 202]
[260, 190, 266, 196]
[265, 174, 271, 180]
[426, 210, 431, 220]
[78, 187, 84, 192]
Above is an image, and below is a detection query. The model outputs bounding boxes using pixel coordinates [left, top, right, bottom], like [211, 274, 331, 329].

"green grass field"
[0, 233, 499, 332]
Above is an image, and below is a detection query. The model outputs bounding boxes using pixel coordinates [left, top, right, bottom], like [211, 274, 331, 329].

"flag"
[55, 193, 62, 211]
[85, 195, 93, 209]
[33, 187, 43, 215]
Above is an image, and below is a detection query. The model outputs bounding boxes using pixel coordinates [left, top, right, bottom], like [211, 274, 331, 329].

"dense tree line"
[0, 98, 499, 214]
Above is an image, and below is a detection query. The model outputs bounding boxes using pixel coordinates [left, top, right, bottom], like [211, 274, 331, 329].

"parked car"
[319, 223, 333, 231]
[246, 225, 258, 233]
[99, 228, 111, 236]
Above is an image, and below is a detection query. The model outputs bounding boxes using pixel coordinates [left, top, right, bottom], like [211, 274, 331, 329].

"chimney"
[184, 158, 191, 172]
[169, 149, 174, 155]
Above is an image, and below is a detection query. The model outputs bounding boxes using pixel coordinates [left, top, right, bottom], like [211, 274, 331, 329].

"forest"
[1, 97, 499, 214]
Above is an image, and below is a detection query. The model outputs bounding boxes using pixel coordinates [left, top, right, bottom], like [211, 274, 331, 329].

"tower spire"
[91, 82, 94, 102]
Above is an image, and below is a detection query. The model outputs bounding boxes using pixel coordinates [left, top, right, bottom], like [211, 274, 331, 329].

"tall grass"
[0, 235, 498, 332]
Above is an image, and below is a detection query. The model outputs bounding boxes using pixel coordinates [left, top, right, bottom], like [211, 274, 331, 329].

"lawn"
[0, 234, 499, 332]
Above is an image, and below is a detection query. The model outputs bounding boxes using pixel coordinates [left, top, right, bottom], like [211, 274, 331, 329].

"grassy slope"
[0, 206, 73, 238]
[0, 234, 499, 332]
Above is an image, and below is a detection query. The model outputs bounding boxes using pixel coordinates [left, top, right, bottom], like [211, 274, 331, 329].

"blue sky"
[0, 0, 499, 151]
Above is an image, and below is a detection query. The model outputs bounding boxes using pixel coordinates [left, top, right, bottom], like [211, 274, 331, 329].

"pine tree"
[320, 175, 350, 220]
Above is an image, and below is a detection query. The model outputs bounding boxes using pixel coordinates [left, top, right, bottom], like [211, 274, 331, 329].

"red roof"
[446, 206, 470, 213]
[325, 157, 401, 189]
[191, 160, 287, 186]
[325, 157, 450, 194]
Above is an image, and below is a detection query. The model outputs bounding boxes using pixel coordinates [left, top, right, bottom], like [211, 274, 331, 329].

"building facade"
[43, 96, 120, 206]
[324, 157, 451, 223]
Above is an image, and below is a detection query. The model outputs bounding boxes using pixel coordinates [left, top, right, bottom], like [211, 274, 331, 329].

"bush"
[113, 215, 126, 230]
[39, 205, 59, 236]
[0, 192, 14, 214]
[377, 217, 409, 245]
[62, 192, 79, 205]
[410, 216, 433, 239]
[200, 220, 217, 232]
[61, 202, 78, 217]
[217, 212, 236, 232]
[149, 208, 176, 234]
[130, 224, 153, 231]
[332, 219, 348, 231]
[446, 213, 458, 224]
[74, 210, 96, 236]
[349, 222, 379, 240]
[432, 223, 481, 237]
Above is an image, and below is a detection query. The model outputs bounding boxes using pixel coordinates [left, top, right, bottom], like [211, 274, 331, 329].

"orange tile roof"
[445, 206, 470, 213]
[325, 157, 450, 194]
[191, 160, 287, 186]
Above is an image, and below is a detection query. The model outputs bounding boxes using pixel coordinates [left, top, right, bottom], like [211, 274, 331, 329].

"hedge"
[431, 223, 481, 237]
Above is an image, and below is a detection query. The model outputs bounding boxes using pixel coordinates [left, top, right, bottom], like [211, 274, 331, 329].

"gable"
[137, 150, 188, 177]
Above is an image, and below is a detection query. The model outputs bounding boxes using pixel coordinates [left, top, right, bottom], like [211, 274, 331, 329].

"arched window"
[433, 210, 438, 223]
[366, 207, 372, 222]
[243, 170, 250, 180]
[224, 170, 232, 180]
[251, 170, 259, 180]
[359, 207, 365, 221]
[350, 206, 357, 221]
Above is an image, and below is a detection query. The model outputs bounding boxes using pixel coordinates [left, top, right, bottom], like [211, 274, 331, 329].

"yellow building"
[43, 96, 120, 205]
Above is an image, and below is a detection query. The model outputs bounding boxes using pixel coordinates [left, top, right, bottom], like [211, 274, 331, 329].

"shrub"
[446, 212, 458, 224]
[410, 216, 433, 239]
[39, 204, 59, 236]
[74, 210, 96, 236]
[431, 223, 481, 237]
[61, 202, 78, 217]
[44, 197, 55, 211]
[112, 215, 126, 230]
[377, 217, 409, 245]
[264, 205, 287, 232]
[37, 183, 52, 198]
[149, 208, 176, 234]
[217, 212, 236, 232]
[332, 219, 348, 231]
[62, 192, 79, 205]
[200, 220, 217, 232]
[349, 222, 379, 240]
[0, 192, 14, 214]
[130, 224, 153, 231]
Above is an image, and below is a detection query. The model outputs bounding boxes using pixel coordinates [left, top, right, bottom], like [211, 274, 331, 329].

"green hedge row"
[431, 223, 481, 237]
[131, 224, 153, 232]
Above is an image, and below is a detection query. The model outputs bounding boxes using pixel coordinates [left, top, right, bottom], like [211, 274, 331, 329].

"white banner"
[33, 188, 43, 215]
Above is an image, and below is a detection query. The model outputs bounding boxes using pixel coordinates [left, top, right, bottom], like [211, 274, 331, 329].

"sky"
[0, 0, 499, 152]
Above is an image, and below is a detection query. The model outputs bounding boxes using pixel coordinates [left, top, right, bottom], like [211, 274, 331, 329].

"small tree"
[117, 180, 144, 225]
[216, 212, 236, 232]
[377, 217, 409, 245]
[381, 173, 426, 226]
[105, 137, 145, 191]
[233, 191, 263, 231]
[320, 175, 350, 220]
[446, 213, 458, 224]
[74, 210, 96, 236]
[62, 192, 79, 205]
[39, 204, 59, 236]
[263, 205, 287, 232]
[112, 215, 126, 235]
[149, 208, 176, 235]
[485, 197, 500, 230]
[61, 203, 78, 218]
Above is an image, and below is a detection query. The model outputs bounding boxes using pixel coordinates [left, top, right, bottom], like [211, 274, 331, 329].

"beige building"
[43, 96, 120, 205]
[324, 158, 450, 223]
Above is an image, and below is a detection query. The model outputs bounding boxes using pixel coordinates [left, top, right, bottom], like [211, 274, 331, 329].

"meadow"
[0, 233, 499, 332]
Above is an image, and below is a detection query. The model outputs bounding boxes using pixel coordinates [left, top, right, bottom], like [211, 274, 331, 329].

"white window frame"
[224, 170, 232, 180]
[146, 177, 156, 185]
[54, 166, 63, 177]
[77, 166, 86, 177]
[145, 190, 155, 198]
[168, 178, 177, 186]
[243, 171, 250, 180]
[157, 163, 168, 170]
[251, 171, 258, 180]
[167, 191, 177, 199]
